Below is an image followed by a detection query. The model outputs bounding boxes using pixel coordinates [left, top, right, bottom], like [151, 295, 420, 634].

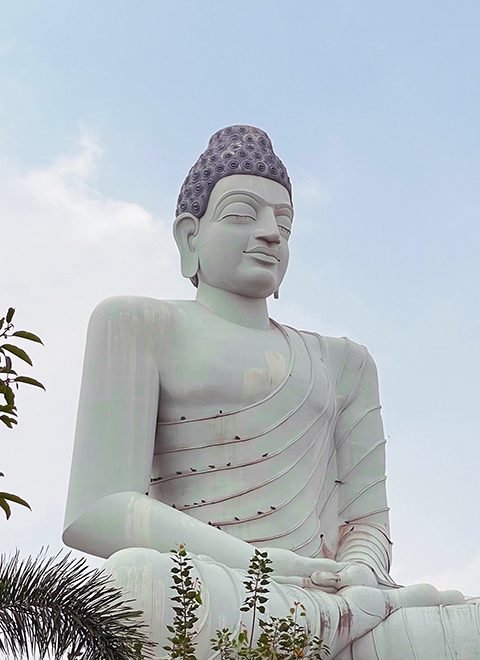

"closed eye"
[221, 214, 256, 223]
[276, 212, 292, 239]
[278, 224, 291, 238]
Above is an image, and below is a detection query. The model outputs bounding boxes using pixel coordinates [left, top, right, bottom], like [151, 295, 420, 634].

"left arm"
[269, 341, 460, 599]
[333, 340, 395, 587]
[264, 340, 395, 590]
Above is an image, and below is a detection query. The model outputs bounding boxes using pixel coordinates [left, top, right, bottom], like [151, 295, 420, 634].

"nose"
[254, 207, 281, 244]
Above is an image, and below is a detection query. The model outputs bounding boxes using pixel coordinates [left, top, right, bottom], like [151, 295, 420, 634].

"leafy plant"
[254, 602, 330, 659]
[0, 548, 156, 660]
[163, 543, 203, 660]
[0, 306, 45, 429]
[166, 547, 329, 660]
[0, 306, 45, 519]
[0, 471, 31, 520]
[240, 549, 273, 649]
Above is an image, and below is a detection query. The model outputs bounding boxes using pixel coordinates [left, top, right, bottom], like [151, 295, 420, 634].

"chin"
[241, 288, 277, 299]
[233, 270, 282, 298]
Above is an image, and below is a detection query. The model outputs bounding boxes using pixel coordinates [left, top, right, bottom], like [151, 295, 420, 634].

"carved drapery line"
[338, 477, 387, 516]
[337, 522, 394, 587]
[343, 507, 391, 523]
[151, 393, 332, 482]
[156, 319, 296, 428]
[211, 493, 316, 530]
[338, 439, 387, 482]
[334, 404, 382, 451]
[150, 326, 336, 553]
[290, 517, 324, 552]
[151, 416, 330, 510]
[154, 331, 317, 460]
[150, 330, 392, 562]
[245, 511, 321, 546]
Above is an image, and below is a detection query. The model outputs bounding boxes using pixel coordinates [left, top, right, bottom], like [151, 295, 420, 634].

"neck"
[195, 282, 271, 330]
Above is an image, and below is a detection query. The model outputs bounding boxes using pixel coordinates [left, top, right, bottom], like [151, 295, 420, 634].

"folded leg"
[102, 548, 480, 660]
[335, 603, 480, 660]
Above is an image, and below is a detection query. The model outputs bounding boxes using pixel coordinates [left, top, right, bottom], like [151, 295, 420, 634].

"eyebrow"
[213, 189, 293, 216]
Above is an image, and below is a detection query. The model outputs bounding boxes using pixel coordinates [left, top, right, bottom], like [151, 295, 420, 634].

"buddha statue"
[63, 125, 480, 659]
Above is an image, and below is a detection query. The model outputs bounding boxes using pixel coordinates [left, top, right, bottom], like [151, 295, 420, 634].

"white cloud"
[0, 129, 191, 564]
[0, 128, 192, 304]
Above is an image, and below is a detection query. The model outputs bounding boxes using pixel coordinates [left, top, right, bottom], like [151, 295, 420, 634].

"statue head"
[173, 126, 293, 299]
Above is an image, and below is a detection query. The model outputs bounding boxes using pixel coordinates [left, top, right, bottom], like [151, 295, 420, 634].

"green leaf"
[11, 330, 43, 344]
[0, 497, 11, 519]
[6, 308, 15, 323]
[1, 344, 33, 366]
[14, 376, 46, 391]
[0, 367, 17, 374]
[0, 415, 17, 428]
[3, 385, 15, 407]
[0, 405, 17, 415]
[0, 491, 31, 511]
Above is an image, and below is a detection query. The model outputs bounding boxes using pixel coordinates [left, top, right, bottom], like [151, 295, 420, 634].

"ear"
[173, 213, 200, 280]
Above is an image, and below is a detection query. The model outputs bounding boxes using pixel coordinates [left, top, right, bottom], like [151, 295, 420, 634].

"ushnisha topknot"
[176, 125, 292, 219]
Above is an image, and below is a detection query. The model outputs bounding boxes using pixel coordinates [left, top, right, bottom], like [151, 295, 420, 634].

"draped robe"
[146, 321, 480, 658]
[66, 297, 480, 658]
[151, 324, 394, 586]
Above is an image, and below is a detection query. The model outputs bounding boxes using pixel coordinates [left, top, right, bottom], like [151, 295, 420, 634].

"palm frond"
[0, 548, 156, 660]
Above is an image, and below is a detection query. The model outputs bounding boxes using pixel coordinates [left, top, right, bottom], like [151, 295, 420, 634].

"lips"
[243, 247, 280, 263]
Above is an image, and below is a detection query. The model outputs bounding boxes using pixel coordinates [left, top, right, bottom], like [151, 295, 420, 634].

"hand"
[263, 547, 378, 592]
[309, 562, 378, 591]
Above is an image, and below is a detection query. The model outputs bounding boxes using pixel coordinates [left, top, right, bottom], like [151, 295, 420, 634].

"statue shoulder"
[324, 336, 379, 407]
[297, 330, 378, 401]
[312, 334, 375, 368]
[89, 296, 192, 334]
[296, 331, 375, 371]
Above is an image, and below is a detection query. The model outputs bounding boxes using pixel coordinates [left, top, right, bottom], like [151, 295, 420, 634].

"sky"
[1, 0, 479, 597]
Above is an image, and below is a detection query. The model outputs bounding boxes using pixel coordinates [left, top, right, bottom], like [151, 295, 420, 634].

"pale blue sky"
[1, 1, 479, 592]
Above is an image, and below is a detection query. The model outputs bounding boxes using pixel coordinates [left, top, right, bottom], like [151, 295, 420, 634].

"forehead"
[205, 174, 292, 214]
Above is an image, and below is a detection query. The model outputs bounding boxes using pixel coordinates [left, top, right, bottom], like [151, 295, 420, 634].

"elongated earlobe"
[173, 213, 200, 281]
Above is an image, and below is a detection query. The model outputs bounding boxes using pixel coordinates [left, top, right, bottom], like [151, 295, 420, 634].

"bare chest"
[157, 322, 291, 422]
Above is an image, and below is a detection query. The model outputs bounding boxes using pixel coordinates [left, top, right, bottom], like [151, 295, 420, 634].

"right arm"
[62, 296, 255, 568]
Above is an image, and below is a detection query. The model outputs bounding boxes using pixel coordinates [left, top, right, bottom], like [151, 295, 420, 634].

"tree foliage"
[0, 306, 45, 519]
[0, 548, 156, 660]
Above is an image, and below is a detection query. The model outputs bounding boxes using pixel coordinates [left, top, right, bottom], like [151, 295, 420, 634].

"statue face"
[194, 174, 293, 298]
